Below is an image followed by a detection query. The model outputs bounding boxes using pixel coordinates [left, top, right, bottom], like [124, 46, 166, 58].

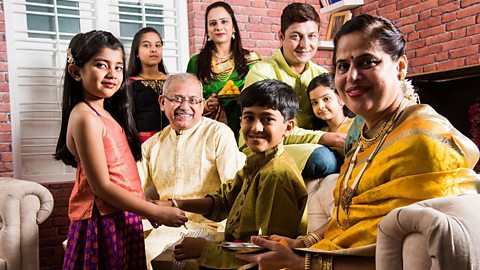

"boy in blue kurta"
[168, 79, 308, 269]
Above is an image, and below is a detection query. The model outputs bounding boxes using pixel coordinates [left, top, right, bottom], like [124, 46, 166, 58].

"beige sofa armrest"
[0, 177, 54, 270]
[376, 194, 480, 270]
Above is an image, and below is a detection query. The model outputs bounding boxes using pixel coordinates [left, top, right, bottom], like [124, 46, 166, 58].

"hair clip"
[67, 48, 75, 65]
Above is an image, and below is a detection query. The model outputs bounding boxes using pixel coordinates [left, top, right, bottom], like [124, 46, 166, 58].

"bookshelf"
[320, 0, 364, 14]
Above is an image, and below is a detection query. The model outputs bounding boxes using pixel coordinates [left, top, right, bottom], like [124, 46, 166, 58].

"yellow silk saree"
[313, 104, 479, 251]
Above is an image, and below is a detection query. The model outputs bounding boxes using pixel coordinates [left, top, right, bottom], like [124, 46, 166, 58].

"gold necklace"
[212, 50, 233, 62]
[336, 100, 406, 231]
[138, 72, 165, 80]
[359, 119, 390, 149]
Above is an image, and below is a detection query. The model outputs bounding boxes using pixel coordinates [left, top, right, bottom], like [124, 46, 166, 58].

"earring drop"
[232, 33, 235, 40]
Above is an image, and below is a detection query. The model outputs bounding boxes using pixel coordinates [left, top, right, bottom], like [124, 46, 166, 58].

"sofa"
[306, 175, 480, 269]
[0, 177, 54, 270]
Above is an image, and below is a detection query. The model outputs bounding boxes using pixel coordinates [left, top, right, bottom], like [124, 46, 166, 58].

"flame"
[258, 228, 263, 236]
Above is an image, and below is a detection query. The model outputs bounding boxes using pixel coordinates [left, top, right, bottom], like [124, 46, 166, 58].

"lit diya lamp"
[257, 228, 269, 239]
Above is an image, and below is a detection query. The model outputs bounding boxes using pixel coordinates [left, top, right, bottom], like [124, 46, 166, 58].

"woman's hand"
[269, 234, 305, 248]
[205, 94, 220, 112]
[174, 237, 207, 260]
[236, 236, 304, 270]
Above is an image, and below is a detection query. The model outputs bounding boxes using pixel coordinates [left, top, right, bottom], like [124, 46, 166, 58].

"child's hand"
[152, 205, 188, 227]
[152, 199, 172, 207]
[174, 237, 207, 260]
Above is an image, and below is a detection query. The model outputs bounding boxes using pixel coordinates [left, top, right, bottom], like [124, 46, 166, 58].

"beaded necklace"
[336, 99, 406, 230]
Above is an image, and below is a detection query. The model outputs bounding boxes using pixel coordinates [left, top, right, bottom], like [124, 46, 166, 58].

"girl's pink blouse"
[68, 116, 144, 221]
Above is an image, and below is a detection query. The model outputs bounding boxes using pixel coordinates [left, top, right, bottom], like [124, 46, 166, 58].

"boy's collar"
[244, 143, 284, 173]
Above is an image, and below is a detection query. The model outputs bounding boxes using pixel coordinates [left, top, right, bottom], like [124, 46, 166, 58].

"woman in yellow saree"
[237, 14, 479, 270]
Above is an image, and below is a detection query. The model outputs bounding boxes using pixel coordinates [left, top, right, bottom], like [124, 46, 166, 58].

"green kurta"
[198, 144, 308, 269]
[187, 51, 261, 138]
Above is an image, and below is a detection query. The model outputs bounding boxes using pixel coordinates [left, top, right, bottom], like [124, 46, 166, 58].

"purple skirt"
[62, 206, 147, 270]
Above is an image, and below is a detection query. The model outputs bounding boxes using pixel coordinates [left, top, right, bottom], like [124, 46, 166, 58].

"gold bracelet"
[305, 252, 311, 270]
[297, 232, 322, 247]
[309, 232, 321, 243]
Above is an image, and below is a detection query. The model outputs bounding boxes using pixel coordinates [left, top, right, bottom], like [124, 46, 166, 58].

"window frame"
[4, 0, 189, 182]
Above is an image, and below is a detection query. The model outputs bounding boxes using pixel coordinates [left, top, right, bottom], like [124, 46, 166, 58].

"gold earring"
[232, 33, 235, 40]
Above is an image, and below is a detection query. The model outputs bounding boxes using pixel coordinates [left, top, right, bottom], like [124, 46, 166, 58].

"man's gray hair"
[162, 73, 203, 97]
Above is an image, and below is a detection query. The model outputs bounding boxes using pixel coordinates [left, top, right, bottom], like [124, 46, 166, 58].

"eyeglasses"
[164, 95, 204, 105]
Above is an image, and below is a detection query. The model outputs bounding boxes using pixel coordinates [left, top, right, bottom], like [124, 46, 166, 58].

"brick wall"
[356, 0, 480, 74]
[39, 182, 73, 269]
[188, 0, 480, 74]
[187, 0, 334, 68]
[0, 1, 13, 177]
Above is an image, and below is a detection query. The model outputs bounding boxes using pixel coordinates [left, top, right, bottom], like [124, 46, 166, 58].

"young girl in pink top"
[54, 30, 187, 269]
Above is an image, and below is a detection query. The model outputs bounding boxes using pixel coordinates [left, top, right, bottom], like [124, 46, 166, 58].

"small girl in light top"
[54, 30, 187, 269]
[307, 73, 354, 153]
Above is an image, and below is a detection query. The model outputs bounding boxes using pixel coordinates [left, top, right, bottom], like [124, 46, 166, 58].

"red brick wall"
[39, 182, 73, 269]
[187, 0, 334, 68]
[0, 1, 13, 177]
[356, 0, 480, 74]
[188, 0, 480, 74]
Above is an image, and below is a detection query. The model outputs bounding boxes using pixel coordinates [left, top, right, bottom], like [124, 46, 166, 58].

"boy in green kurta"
[169, 79, 308, 269]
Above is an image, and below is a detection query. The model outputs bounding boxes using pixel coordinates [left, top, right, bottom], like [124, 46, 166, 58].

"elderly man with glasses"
[137, 73, 246, 269]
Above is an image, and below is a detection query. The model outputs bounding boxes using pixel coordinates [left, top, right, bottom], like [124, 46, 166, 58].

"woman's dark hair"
[195, 1, 249, 84]
[54, 30, 141, 167]
[333, 14, 406, 65]
[306, 73, 355, 122]
[239, 79, 298, 122]
[280, 3, 320, 34]
[127, 27, 168, 77]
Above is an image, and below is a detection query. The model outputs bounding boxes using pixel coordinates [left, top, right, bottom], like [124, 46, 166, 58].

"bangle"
[305, 252, 311, 270]
[297, 232, 322, 247]
[318, 255, 333, 270]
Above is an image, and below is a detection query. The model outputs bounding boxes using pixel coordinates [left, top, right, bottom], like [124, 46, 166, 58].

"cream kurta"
[137, 117, 246, 268]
